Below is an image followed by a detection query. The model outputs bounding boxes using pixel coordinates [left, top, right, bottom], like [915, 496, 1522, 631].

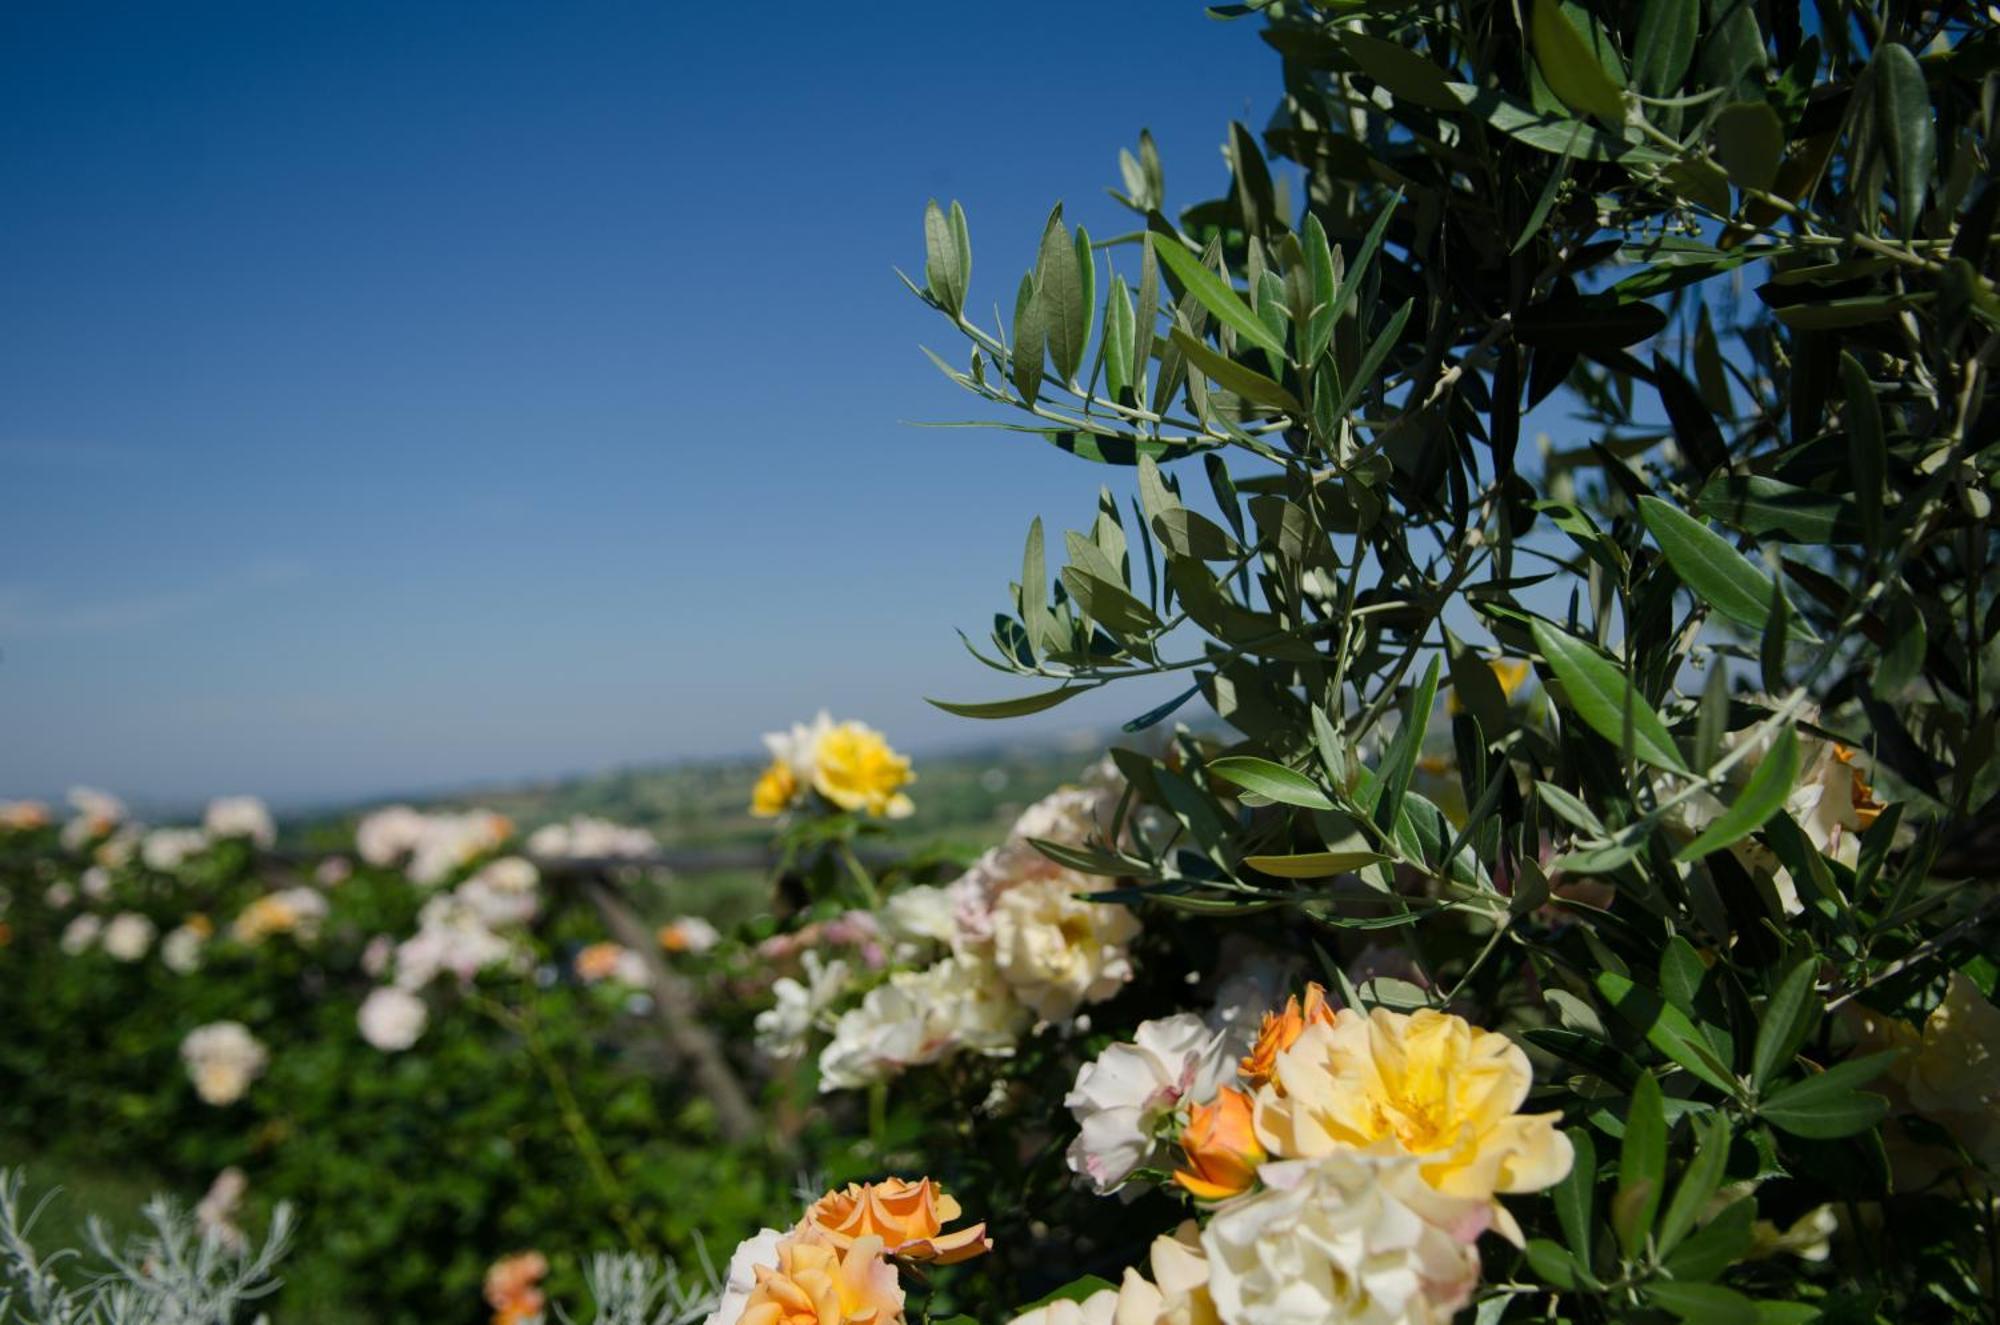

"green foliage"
[908, 0, 2000, 1318]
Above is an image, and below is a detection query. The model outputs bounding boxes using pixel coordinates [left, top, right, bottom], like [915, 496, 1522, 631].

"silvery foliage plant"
[0, 1171, 291, 1325]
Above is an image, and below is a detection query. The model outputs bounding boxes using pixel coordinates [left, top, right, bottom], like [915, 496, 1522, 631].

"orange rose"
[742, 1232, 904, 1325]
[801, 1177, 990, 1264]
[575, 941, 625, 982]
[1238, 983, 1336, 1089]
[1833, 746, 1884, 828]
[483, 1250, 548, 1325]
[1175, 1085, 1265, 1201]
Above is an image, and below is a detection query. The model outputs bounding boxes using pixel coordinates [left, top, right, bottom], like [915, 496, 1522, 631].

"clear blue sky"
[0, 1, 1288, 807]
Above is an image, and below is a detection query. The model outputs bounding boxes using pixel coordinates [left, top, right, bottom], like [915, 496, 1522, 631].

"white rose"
[102, 912, 157, 962]
[818, 957, 1027, 1091]
[394, 894, 511, 989]
[1065, 1013, 1239, 1194]
[60, 913, 102, 954]
[161, 923, 207, 974]
[80, 866, 112, 900]
[1202, 1154, 1482, 1325]
[355, 805, 427, 866]
[142, 828, 209, 873]
[457, 856, 541, 929]
[880, 884, 957, 957]
[754, 951, 851, 1061]
[358, 986, 429, 1052]
[700, 1227, 788, 1325]
[659, 915, 721, 954]
[203, 796, 275, 848]
[990, 875, 1141, 1022]
[181, 1021, 269, 1106]
[762, 710, 836, 782]
[408, 811, 510, 885]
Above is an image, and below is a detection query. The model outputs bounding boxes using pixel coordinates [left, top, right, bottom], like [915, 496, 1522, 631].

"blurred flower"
[358, 986, 429, 1052]
[44, 881, 75, 909]
[812, 721, 915, 819]
[231, 887, 329, 945]
[752, 712, 837, 818]
[1202, 1153, 1483, 1325]
[801, 1177, 989, 1264]
[659, 915, 721, 954]
[1666, 719, 1885, 915]
[94, 828, 140, 869]
[142, 828, 208, 873]
[356, 805, 428, 866]
[1748, 1205, 1837, 1262]
[59, 914, 101, 954]
[1064, 1013, 1239, 1194]
[1238, 982, 1336, 1090]
[1175, 1087, 1265, 1203]
[181, 1021, 268, 1106]
[878, 886, 956, 958]
[316, 856, 353, 887]
[459, 856, 541, 929]
[755, 952, 851, 1061]
[195, 1168, 249, 1254]
[1445, 657, 1533, 716]
[102, 912, 157, 962]
[819, 957, 1026, 1091]
[203, 796, 275, 848]
[161, 921, 208, 974]
[750, 759, 800, 818]
[361, 934, 395, 978]
[0, 800, 49, 832]
[1252, 1006, 1571, 1244]
[395, 895, 511, 988]
[484, 1250, 549, 1325]
[737, 1232, 904, 1325]
[409, 810, 512, 885]
[704, 1229, 789, 1325]
[526, 814, 657, 860]
[61, 787, 126, 850]
[574, 941, 649, 987]
[80, 866, 112, 900]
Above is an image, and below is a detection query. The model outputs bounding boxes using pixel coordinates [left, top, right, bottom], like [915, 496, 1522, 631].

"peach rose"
[483, 1250, 548, 1325]
[741, 1232, 904, 1325]
[801, 1178, 989, 1264]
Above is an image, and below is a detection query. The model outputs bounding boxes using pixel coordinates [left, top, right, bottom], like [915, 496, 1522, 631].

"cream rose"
[1201, 1154, 1482, 1325]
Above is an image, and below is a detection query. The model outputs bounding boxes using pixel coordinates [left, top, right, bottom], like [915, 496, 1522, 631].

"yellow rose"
[800, 1177, 989, 1264]
[812, 723, 915, 819]
[1903, 973, 2000, 1174]
[1251, 1005, 1572, 1243]
[752, 758, 799, 817]
[741, 1232, 904, 1325]
[1446, 657, 1533, 715]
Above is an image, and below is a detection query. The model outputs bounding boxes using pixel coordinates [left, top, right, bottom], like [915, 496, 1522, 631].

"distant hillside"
[303, 731, 1114, 859]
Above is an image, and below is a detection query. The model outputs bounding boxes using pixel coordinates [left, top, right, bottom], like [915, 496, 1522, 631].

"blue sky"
[0, 1, 1298, 807]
